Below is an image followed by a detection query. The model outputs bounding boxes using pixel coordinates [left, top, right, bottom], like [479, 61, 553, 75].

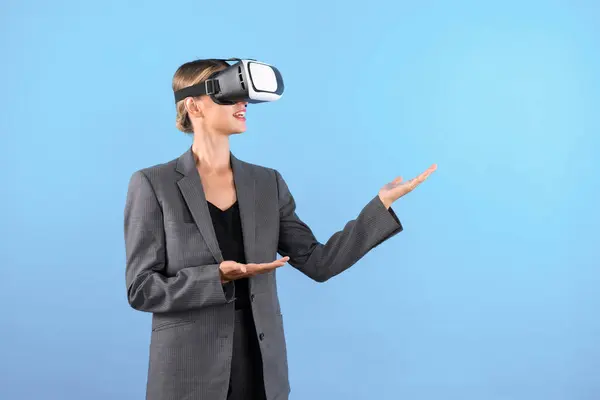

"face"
[187, 96, 248, 135]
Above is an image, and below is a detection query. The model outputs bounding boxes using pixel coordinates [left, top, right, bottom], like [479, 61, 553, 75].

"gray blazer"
[124, 147, 403, 400]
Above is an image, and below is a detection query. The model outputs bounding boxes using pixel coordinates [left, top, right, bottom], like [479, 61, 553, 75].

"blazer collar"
[175, 146, 248, 177]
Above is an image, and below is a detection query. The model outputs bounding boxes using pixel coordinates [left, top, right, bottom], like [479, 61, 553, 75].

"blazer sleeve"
[124, 170, 233, 313]
[275, 169, 403, 282]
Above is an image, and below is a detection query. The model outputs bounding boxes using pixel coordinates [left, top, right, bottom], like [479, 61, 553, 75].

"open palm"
[378, 164, 437, 208]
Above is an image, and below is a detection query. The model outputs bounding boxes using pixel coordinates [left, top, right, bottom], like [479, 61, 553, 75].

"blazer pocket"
[152, 319, 195, 332]
[164, 219, 198, 229]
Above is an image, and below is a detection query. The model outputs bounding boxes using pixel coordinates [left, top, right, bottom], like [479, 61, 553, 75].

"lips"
[233, 110, 246, 120]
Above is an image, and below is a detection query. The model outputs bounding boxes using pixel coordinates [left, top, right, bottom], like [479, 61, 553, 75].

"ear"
[184, 97, 204, 118]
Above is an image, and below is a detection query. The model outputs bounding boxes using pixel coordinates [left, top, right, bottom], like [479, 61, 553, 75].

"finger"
[260, 260, 286, 271]
[392, 176, 404, 188]
[414, 165, 437, 184]
[246, 259, 287, 275]
[400, 178, 418, 191]
[248, 262, 278, 271]
[418, 170, 432, 181]
[263, 256, 290, 268]
[227, 269, 246, 279]
[229, 262, 247, 274]
[230, 263, 249, 277]
[418, 163, 436, 173]
[421, 164, 437, 178]
[384, 177, 403, 190]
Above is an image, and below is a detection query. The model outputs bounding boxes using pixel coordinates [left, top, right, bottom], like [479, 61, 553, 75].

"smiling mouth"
[233, 111, 246, 120]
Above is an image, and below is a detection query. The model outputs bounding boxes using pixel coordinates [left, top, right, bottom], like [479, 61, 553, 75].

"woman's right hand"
[219, 256, 290, 283]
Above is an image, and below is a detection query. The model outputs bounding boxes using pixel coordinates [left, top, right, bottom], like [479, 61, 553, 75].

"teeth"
[234, 112, 246, 118]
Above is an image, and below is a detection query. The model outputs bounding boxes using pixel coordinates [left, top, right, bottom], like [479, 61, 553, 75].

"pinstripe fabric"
[124, 147, 404, 400]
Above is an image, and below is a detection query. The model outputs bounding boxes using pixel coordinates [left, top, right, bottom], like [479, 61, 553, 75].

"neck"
[191, 129, 231, 173]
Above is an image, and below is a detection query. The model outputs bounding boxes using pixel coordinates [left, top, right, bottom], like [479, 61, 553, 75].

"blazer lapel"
[175, 148, 224, 263]
[175, 148, 257, 265]
[231, 153, 256, 264]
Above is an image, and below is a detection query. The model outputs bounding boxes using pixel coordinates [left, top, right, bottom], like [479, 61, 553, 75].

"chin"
[230, 122, 247, 135]
[218, 123, 246, 136]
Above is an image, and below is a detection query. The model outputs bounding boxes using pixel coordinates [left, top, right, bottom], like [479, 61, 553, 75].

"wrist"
[378, 193, 393, 209]
[218, 266, 228, 284]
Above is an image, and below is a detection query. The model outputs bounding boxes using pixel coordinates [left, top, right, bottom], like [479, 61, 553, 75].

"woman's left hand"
[378, 164, 437, 209]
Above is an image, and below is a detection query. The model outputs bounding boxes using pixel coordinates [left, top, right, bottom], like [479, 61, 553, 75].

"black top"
[207, 201, 251, 310]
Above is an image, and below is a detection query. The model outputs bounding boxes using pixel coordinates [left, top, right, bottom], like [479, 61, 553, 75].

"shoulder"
[233, 157, 294, 203]
[136, 158, 179, 180]
[236, 157, 276, 177]
[233, 156, 288, 186]
[126, 156, 180, 192]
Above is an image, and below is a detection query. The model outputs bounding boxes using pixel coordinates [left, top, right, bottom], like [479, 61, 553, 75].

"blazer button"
[259, 333, 264, 341]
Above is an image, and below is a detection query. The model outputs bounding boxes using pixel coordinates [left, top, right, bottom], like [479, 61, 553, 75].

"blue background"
[2, 1, 599, 399]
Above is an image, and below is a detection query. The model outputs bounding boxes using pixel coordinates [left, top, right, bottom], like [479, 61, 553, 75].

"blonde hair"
[172, 59, 229, 133]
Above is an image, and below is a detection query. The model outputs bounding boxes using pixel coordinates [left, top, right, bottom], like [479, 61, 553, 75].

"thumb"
[384, 176, 403, 190]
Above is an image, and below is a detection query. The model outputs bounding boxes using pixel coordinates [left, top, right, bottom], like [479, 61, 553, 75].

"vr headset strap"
[173, 79, 221, 103]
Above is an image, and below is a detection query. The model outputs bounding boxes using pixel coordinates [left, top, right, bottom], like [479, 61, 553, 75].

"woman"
[124, 58, 436, 400]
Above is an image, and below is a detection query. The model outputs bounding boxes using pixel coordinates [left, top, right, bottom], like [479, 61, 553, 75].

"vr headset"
[173, 58, 284, 105]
